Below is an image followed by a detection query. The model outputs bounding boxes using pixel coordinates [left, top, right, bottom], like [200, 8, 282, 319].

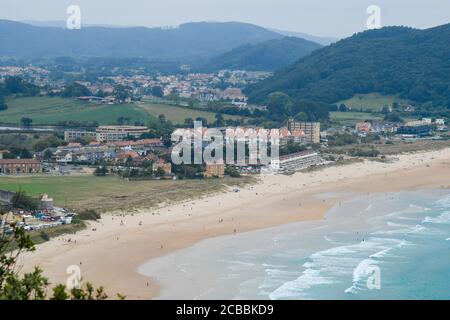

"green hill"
[203, 37, 322, 71]
[245, 24, 450, 107]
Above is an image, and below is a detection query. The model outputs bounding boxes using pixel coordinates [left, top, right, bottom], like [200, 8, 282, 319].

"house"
[355, 122, 372, 134]
[435, 119, 447, 132]
[152, 159, 172, 174]
[55, 150, 73, 163]
[117, 151, 140, 164]
[204, 162, 225, 178]
[0, 159, 42, 174]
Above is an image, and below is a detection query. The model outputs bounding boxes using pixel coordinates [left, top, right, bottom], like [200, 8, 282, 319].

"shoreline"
[138, 188, 450, 299]
[20, 148, 450, 299]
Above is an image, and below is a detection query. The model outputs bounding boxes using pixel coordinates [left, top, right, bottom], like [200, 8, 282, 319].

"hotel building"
[65, 126, 150, 142]
[287, 119, 321, 144]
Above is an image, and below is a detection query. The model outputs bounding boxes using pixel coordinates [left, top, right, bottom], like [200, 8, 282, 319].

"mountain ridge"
[0, 20, 283, 62]
[201, 36, 322, 72]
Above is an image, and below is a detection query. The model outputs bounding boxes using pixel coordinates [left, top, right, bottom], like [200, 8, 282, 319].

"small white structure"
[40, 194, 54, 210]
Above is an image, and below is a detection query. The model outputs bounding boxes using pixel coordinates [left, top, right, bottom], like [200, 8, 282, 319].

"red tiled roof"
[107, 139, 161, 148]
[0, 159, 41, 164]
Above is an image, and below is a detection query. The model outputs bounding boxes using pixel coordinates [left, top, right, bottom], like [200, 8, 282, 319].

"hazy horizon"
[1, 0, 449, 38]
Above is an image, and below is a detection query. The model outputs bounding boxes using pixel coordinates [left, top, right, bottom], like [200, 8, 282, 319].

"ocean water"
[138, 190, 450, 300]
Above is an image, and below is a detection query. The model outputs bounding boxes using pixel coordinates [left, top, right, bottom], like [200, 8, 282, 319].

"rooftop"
[0, 159, 41, 164]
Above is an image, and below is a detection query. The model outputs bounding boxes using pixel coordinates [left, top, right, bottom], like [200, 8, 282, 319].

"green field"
[138, 102, 242, 124]
[330, 111, 383, 125]
[337, 93, 409, 112]
[1, 96, 156, 125]
[0, 175, 252, 213]
[0, 96, 244, 126]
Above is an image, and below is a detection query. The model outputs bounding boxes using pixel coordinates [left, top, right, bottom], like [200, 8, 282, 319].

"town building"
[204, 162, 225, 178]
[95, 126, 150, 142]
[0, 159, 42, 174]
[65, 126, 151, 143]
[152, 159, 172, 175]
[355, 122, 372, 134]
[64, 130, 97, 142]
[396, 124, 431, 137]
[271, 150, 323, 173]
[40, 194, 54, 210]
[287, 119, 321, 144]
[436, 119, 447, 132]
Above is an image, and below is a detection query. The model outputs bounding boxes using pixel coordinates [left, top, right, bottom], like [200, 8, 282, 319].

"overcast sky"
[1, 0, 449, 38]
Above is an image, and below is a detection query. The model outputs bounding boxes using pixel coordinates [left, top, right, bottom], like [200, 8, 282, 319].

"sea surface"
[138, 189, 450, 300]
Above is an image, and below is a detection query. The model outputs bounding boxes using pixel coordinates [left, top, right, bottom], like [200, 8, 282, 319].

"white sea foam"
[423, 211, 450, 225]
[344, 258, 378, 294]
[345, 238, 411, 295]
[372, 224, 429, 235]
[387, 221, 410, 228]
[434, 194, 450, 208]
[409, 204, 431, 211]
[269, 269, 334, 300]
[269, 237, 405, 299]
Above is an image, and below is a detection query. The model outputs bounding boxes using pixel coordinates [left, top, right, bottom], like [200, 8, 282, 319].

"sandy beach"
[19, 148, 450, 299]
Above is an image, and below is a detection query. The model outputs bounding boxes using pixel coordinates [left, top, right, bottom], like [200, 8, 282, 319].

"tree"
[117, 117, 131, 125]
[294, 112, 308, 122]
[267, 92, 292, 118]
[339, 104, 348, 112]
[0, 95, 7, 111]
[158, 114, 167, 125]
[61, 83, 92, 98]
[43, 149, 53, 161]
[214, 113, 225, 127]
[384, 112, 403, 123]
[11, 189, 39, 211]
[151, 86, 164, 98]
[184, 118, 194, 127]
[3, 76, 39, 96]
[113, 85, 131, 103]
[225, 165, 240, 178]
[20, 117, 33, 127]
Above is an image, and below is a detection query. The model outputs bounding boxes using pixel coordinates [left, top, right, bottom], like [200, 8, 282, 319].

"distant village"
[0, 66, 271, 109]
[0, 65, 448, 236]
